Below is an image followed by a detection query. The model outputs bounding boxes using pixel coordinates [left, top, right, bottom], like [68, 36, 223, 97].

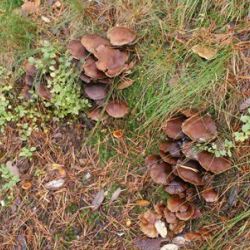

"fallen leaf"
[126, 219, 132, 227]
[110, 187, 123, 202]
[112, 129, 123, 138]
[191, 45, 218, 60]
[134, 238, 163, 250]
[154, 220, 168, 238]
[14, 235, 27, 250]
[117, 79, 134, 90]
[44, 179, 65, 190]
[184, 232, 202, 241]
[36, 83, 51, 100]
[172, 236, 186, 246]
[160, 244, 179, 250]
[41, 16, 51, 23]
[21, 0, 40, 15]
[136, 199, 150, 207]
[6, 161, 20, 179]
[91, 189, 105, 210]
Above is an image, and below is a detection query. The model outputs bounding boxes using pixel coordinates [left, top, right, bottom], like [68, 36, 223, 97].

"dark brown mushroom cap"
[159, 141, 182, 158]
[167, 196, 185, 212]
[160, 151, 178, 165]
[176, 204, 195, 221]
[162, 116, 186, 140]
[87, 108, 107, 121]
[175, 161, 204, 186]
[67, 40, 87, 60]
[149, 162, 174, 185]
[94, 45, 129, 77]
[201, 188, 219, 202]
[197, 151, 231, 174]
[81, 34, 110, 53]
[164, 208, 177, 224]
[105, 100, 129, 118]
[107, 26, 136, 46]
[165, 179, 188, 195]
[82, 57, 106, 79]
[145, 155, 161, 168]
[182, 114, 218, 142]
[84, 84, 107, 100]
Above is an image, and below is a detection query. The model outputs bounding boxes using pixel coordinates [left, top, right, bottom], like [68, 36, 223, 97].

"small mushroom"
[149, 162, 174, 185]
[181, 114, 217, 142]
[175, 161, 204, 186]
[94, 45, 129, 77]
[164, 208, 177, 224]
[159, 141, 182, 158]
[197, 151, 231, 174]
[107, 26, 136, 46]
[84, 84, 107, 100]
[67, 40, 87, 60]
[82, 57, 106, 79]
[167, 196, 185, 213]
[176, 204, 194, 221]
[80, 73, 92, 83]
[160, 151, 178, 165]
[165, 179, 188, 195]
[105, 100, 129, 118]
[81, 34, 110, 53]
[87, 108, 107, 121]
[201, 188, 219, 202]
[162, 116, 186, 140]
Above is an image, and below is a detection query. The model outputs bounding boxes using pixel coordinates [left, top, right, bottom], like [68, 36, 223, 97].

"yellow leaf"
[136, 199, 150, 207]
[191, 45, 218, 60]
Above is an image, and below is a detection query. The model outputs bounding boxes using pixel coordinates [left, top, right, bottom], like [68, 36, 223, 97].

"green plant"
[19, 146, 36, 159]
[196, 139, 234, 157]
[0, 164, 19, 192]
[234, 109, 250, 142]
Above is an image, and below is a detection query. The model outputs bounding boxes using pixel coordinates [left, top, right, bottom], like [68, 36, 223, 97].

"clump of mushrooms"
[67, 27, 137, 120]
[139, 110, 232, 239]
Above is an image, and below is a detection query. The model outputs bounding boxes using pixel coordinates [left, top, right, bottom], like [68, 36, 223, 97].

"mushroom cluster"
[67, 27, 137, 120]
[140, 110, 232, 238]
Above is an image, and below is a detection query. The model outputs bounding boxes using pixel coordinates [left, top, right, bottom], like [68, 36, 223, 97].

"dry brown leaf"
[91, 189, 105, 210]
[112, 129, 123, 138]
[134, 238, 163, 250]
[110, 187, 123, 202]
[136, 199, 150, 207]
[191, 45, 218, 60]
[160, 244, 179, 250]
[45, 179, 65, 190]
[21, 0, 40, 15]
[117, 79, 134, 90]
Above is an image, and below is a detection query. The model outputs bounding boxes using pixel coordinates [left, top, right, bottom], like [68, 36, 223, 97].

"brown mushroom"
[175, 161, 204, 186]
[176, 204, 194, 221]
[165, 179, 188, 195]
[159, 141, 182, 158]
[201, 188, 219, 202]
[149, 162, 174, 185]
[36, 83, 51, 100]
[181, 114, 218, 142]
[107, 26, 136, 46]
[94, 45, 129, 77]
[82, 57, 106, 79]
[164, 208, 177, 224]
[167, 196, 185, 213]
[197, 151, 231, 174]
[23, 60, 37, 77]
[162, 116, 186, 140]
[67, 40, 87, 60]
[87, 108, 107, 121]
[160, 151, 178, 165]
[81, 34, 110, 53]
[105, 100, 129, 118]
[84, 84, 107, 100]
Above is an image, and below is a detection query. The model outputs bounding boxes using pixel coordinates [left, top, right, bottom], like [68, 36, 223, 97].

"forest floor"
[0, 1, 249, 249]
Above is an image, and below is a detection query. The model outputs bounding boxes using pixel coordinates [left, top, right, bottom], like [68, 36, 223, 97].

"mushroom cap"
[82, 57, 106, 79]
[176, 204, 195, 221]
[201, 188, 219, 202]
[159, 141, 182, 158]
[162, 116, 186, 140]
[36, 83, 51, 100]
[84, 84, 107, 100]
[181, 114, 218, 142]
[81, 34, 110, 53]
[164, 208, 177, 224]
[105, 100, 129, 118]
[165, 179, 188, 195]
[180, 108, 199, 118]
[197, 151, 231, 174]
[67, 40, 87, 60]
[94, 45, 129, 77]
[175, 161, 204, 186]
[149, 162, 174, 185]
[80, 73, 92, 83]
[23, 60, 37, 76]
[160, 151, 178, 165]
[87, 108, 107, 121]
[167, 196, 185, 212]
[145, 155, 161, 168]
[107, 26, 136, 46]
